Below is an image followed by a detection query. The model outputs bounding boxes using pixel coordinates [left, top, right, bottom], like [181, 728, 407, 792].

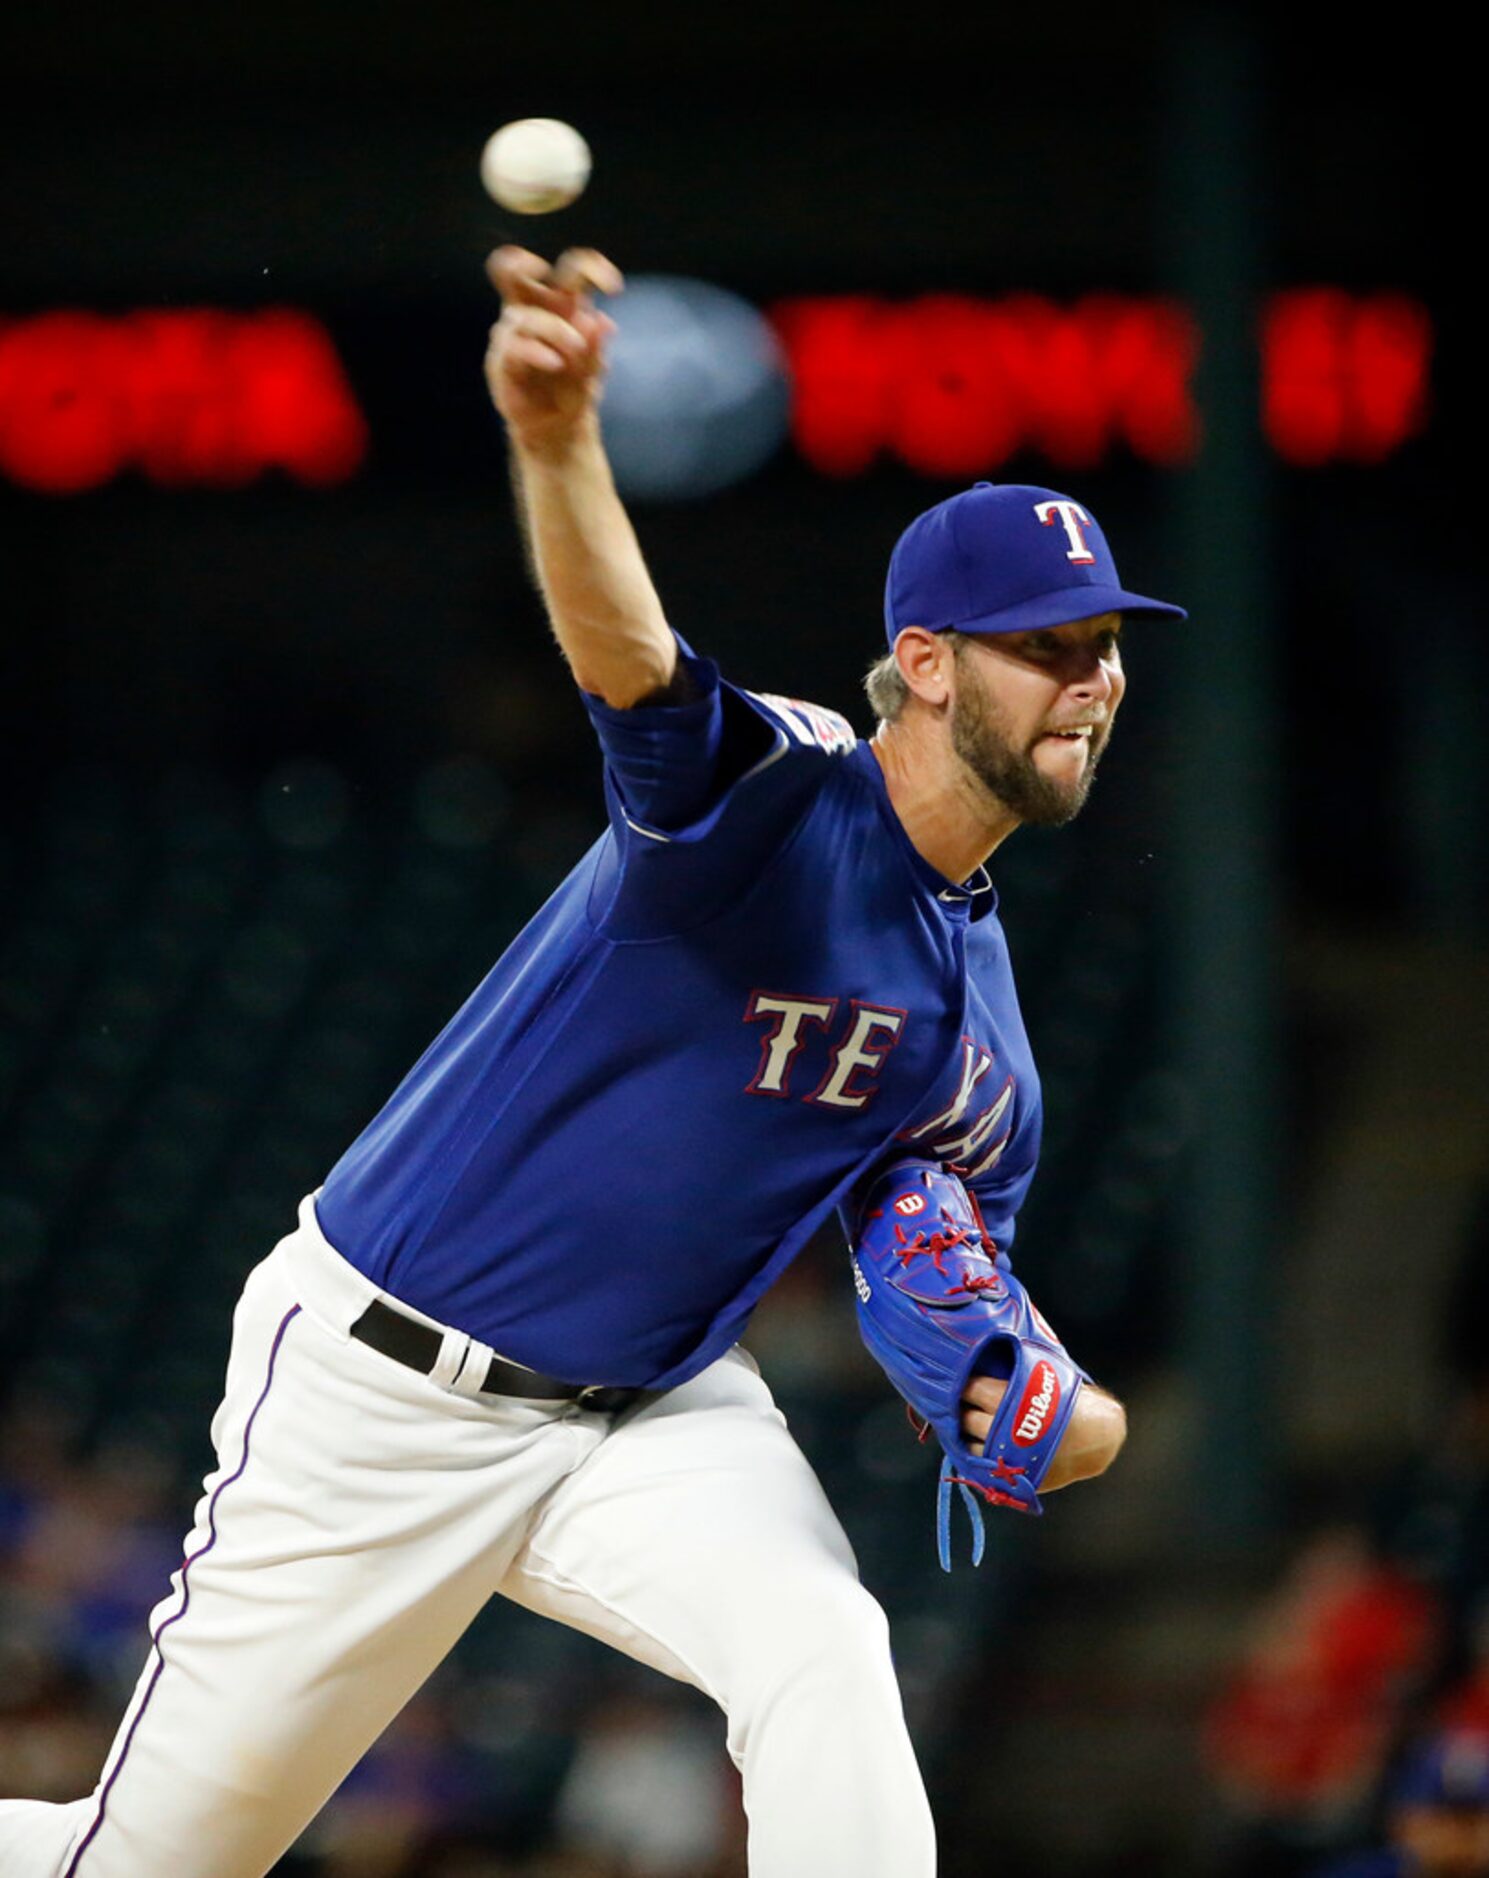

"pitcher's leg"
[0, 1801, 93, 1876]
[16, 1257, 595, 1878]
[500, 1350, 936, 1878]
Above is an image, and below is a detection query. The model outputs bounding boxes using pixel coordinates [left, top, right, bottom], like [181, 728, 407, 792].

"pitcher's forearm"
[510, 421, 676, 709]
[484, 244, 671, 708]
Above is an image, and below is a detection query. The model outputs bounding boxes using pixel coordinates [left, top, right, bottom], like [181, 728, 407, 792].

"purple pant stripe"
[63, 1302, 303, 1877]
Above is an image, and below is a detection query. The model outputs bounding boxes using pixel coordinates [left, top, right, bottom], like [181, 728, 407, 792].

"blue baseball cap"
[884, 481, 1187, 648]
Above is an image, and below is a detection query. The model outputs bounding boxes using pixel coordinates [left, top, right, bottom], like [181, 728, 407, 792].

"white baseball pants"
[0, 1197, 936, 1877]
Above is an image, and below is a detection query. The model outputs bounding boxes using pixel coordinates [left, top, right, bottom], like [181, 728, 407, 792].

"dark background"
[2, 6, 1485, 1875]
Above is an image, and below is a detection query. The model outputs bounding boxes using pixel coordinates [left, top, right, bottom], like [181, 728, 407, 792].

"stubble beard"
[950, 652, 1109, 829]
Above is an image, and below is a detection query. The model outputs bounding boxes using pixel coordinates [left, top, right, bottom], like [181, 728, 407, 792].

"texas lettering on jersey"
[742, 992, 907, 1109]
[743, 998, 1015, 1182]
[896, 1035, 1016, 1181]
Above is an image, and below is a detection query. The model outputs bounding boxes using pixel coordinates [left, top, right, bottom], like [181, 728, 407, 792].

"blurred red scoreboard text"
[0, 309, 368, 493]
[0, 289, 1431, 493]
[767, 287, 1432, 475]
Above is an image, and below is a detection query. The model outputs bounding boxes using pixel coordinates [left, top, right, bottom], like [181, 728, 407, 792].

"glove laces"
[937, 1457, 1033, 1568]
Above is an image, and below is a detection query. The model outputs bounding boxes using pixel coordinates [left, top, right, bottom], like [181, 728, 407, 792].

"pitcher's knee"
[727, 1576, 900, 1731]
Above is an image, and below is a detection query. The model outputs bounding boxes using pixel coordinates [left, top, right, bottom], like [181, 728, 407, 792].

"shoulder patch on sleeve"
[748, 692, 858, 755]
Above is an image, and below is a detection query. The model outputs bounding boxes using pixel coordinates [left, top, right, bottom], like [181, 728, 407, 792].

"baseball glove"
[848, 1158, 1089, 1568]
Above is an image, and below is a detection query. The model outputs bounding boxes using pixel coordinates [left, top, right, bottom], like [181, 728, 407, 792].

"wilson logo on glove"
[893, 1193, 928, 1217]
[1013, 1362, 1060, 1445]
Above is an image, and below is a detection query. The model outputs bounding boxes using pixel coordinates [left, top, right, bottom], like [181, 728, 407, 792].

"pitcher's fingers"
[486, 245, 573, 311]
[500, 305, 593, 363]
[502, 333, 569, 373]
[960, 1408, 993, 1446]
[573, 307, 618, 345]
[553, 247, 625, 298]
[962, 1375, 1008, 1414]
[487, 315, 567, 375]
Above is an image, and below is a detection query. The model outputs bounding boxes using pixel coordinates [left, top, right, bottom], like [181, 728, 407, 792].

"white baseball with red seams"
[480, 118, 591, 214]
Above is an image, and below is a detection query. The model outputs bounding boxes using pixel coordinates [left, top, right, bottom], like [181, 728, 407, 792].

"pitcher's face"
[948, 614, 1126, 827]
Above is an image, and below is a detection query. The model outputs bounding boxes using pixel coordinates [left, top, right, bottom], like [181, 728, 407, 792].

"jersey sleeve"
[579, 630, 860, 939]
[579, 634, 768, 836]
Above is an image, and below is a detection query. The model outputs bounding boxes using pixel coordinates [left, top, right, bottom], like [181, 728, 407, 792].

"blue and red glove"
[848, 1158, 1089, 1568]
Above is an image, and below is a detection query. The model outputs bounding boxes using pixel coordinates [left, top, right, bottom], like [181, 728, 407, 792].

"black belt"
[350, 1298, 650, 1415]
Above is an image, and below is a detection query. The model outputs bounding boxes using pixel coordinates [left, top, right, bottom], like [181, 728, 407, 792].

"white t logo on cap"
[1034, 499, 1097, 565]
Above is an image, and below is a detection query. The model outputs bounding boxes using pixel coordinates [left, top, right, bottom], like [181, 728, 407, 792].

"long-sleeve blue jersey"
[315, 636, 1044, 1390]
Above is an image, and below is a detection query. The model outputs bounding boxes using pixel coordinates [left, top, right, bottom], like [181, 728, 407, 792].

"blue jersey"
[316, 636, 1044, 1390]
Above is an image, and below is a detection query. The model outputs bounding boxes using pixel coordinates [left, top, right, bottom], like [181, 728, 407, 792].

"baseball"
[480, 118, 591, 215]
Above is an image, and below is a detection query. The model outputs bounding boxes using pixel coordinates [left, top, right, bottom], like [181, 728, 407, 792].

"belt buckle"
[575, 1384, 632, 1414]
